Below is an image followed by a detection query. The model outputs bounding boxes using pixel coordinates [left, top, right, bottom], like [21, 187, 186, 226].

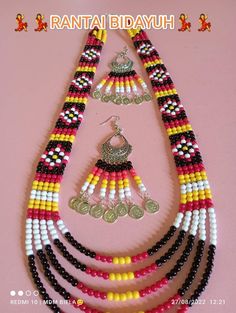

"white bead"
[26, 229, 32, 234]
[35, 244, 43, 250]
[40, 220, 46, 225]
[26, 234, 32, 239]
[43, 240, 50, 245]
[33, 219, 39, 224]
[26, 224, 32, 229]
[40, 230, 47, 235]
[47, 220, 53, 225]
[41, 235, 48, 241]
[199, 235, 206, 241]
[34, 234, 40, 240]
[61, 228, 68, 234]
[119, 194, 125, 199]
[50, 229, 57, 235]
[25, 239, 32, 245]
[34, 239, 41, 245]
[26, 250, 34, 256]
[51, 234, 59, 240]
[47, 225, 54, 230]
[200, 208, 206, 213]
[26, 219, 32, 224]
[40, 225, 47, 230]
[25, 244, 33, 250]
[33, 229, 40, 235]
[57, 220, 63, 226]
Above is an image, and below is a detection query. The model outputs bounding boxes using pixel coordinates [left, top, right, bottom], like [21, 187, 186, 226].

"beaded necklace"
[25, 28, 217, 313]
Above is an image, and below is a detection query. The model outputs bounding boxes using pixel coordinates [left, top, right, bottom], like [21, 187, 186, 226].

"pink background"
[1, 0, 236, 312]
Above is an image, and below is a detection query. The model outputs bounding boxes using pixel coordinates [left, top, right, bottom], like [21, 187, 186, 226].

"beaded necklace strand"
[25, 27, 217, 313]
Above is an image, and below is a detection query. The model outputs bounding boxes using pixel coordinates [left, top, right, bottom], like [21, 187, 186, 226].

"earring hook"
[100, 115, 122, 134]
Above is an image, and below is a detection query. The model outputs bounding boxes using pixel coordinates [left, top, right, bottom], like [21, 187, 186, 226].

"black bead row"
[45, 245, 78, 287]
[64, 232, 96, 258]
[155, 230, 186, 267]
[109, 70, 137, 78]
[95, 159, 133, 172]
[147, 225, 177, 256]
[28, 254, 63, 313]
[53, 238, 87, 271]
[166, 234, 195, 280]
[178, 239, 205, 296]
[188, 244, 216, 306]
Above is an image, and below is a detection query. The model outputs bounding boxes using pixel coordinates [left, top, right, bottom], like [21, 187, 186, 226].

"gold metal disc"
[144, 199, 159, 213]
[89, 204, 105, 219]
[92, 90, 101, 99]
[133, 95, 143, 105]
[103, 209, 118, 223]
[122, 96, 131, 105]
[69, 197, 80, 210]
[143, 93, 152, 101]
[76, 201, 90, 215]
[115, 202, 128, 217]
[101, 94, 110, 102]
[128, 205, 144, 219]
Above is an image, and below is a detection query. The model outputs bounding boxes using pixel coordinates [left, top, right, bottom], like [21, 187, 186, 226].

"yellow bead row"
[178, 171, 208, 184]
[112, 256, 132, 265]
[134, 175, 142, 186]
[50, 134, 75, 143]
[64, 96, 88, 104]
[76, 66, 97, 72]
[107, 290, 140, 301]
[92, 29, 107, 43]
[144, 59, 163, 69]
[109, 180, 116, 190]
[155, 89, 177, 98]
[101, 179, 108, 189]
[32, 181, 60, 192]
[127, 28, 141, 38]
[86, 173, 94, 183]
[118, 179, 124, 190]
[91, 175, 100, 186]
[166, 124, 192, 136]
[109, 271, 134, 281]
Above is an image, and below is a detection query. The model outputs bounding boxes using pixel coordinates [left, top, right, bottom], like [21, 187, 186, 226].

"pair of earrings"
[92, 47, 152, 105]
[15, 13, 47, 32]
[69, 116, 159, 223]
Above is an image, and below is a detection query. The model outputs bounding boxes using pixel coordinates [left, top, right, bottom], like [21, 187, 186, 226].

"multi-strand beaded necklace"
[25, 28, 217, 313]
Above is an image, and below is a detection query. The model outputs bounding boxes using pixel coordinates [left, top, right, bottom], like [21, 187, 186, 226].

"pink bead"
[134, 271, 141, 278]
[131, 256, 138, 263]
[107, 256, 113, 263]
[94, 291, 100, 298]
[151, 263, 158, 270]
[86, 268, 92, 274]
[77, 282, 84, 289]
[102, 272, 109, 280]
[140, 290, 146, 297]
[92, 270, 98, 277]
[82, 287, 88, 294]
[101, 256, 106, 262]
[88, 289, 94, 296]
[95, 255, 101, 261]
[100, 292, 107, 300]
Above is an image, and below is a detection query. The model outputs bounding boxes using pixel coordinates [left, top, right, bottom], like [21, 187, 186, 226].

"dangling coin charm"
[143, 92, 152, 102]
[115, 202, 129, 217]
[76, 201, 90, 215]
[129, 205, 144, 219]
[92, 90, 101, 99]
[89, 203, 105, 219]
[103, 209, 118, 223]
[101, 94, 110, 102]
[144, 199, 159, 213]
[69, 196, 80, 210]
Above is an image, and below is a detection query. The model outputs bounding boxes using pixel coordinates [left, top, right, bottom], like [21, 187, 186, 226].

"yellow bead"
[114, 293, 120, 301]
[120, 293, 127, 301]
[115, 273, 122, 281]
[121, 273, 128, 280]
[107, 292, 114, 301]
[113, 257, 119, 264]
[119, 257, 125, 265]
[109, 273, 115, 281]
[127, 272, 134, 279]
[125, 256, 131, 264]
[133, 291, 140, 299]
[126, 291, 133, 299]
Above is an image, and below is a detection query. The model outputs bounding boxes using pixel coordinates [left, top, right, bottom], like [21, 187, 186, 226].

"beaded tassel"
[69, 117, 159, 223]
[92, 47, 151, 105]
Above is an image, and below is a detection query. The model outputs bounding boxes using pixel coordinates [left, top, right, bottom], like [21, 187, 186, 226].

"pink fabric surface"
[1, 0, 235, 312]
